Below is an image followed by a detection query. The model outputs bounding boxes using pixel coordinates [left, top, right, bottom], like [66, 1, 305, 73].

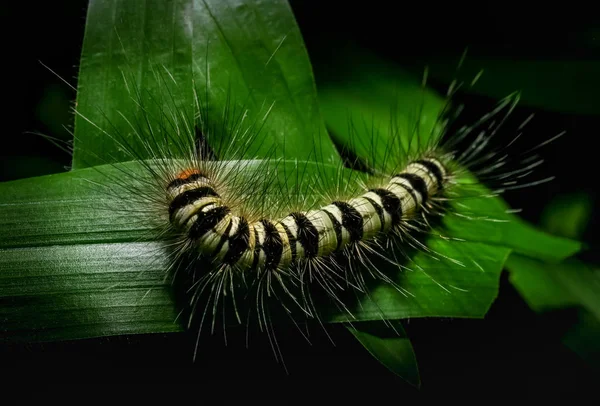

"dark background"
[3, 1, 599, 396]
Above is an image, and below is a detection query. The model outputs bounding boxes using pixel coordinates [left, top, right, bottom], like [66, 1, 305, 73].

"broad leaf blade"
[0, 166, 175, 340]
[73, 0, 340, 169]
[191, 0, 339, 163]
[73, 0, 196, 169]
[0, 242, 177, 341]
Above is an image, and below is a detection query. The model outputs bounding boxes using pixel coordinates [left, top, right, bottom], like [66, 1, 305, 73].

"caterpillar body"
[167, 155, 446, 278]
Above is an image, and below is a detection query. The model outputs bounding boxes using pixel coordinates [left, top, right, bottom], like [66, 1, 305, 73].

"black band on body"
[251, 224, 261, 271]
[413, 159, 445, 190]
[370, 188, 402, 226]
[290, 212, 319, 258]
[260, 219, 283, 270]
[188, 205, 230, 240]
[222, 217, 250, 266]
[331, 201, 363, 242]
[393, 173, 429, 203]
[211, 217, 233, 257]
[168, 186, 219, 219]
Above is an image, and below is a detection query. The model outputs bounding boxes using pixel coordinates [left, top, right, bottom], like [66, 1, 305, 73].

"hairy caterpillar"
[69, 55, 560, 371]
[20, 1, 571, 376]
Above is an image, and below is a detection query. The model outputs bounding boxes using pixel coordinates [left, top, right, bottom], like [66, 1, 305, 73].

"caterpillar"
[72, 59, 555, 371]
[166, 155, 447, 273]
[21, 0, 569, 376]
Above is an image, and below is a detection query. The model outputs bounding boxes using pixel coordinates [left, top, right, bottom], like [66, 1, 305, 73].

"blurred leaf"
[540, 192, 593, 240]
[507, 255, 600, 368]
[442, 186, 581, 263]
[562, 309, 600, 367]
[318, 49, 446, 174]
[507, 255, 600, 320]
[347, 321, 420, 386]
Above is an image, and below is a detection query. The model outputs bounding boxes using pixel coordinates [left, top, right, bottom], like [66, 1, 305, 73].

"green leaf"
[3, 0, 349, 342]
[347, 321, 420, 386]
[73, 0, 339, 169]
[73, 0, 195, 168]
[562, 309, 600, 368]
[190, 0, 339, 164]
[441, 183, 582, 262]
[506, 255, 600, 320]
[506, 255, 600, 368]
[318, 49, 446, 173]
[540, 192, 593, 240]
[0, 166, 176, 340]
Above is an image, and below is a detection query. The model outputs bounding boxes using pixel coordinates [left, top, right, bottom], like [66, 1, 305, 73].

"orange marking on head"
[176, 168, 201, 180]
